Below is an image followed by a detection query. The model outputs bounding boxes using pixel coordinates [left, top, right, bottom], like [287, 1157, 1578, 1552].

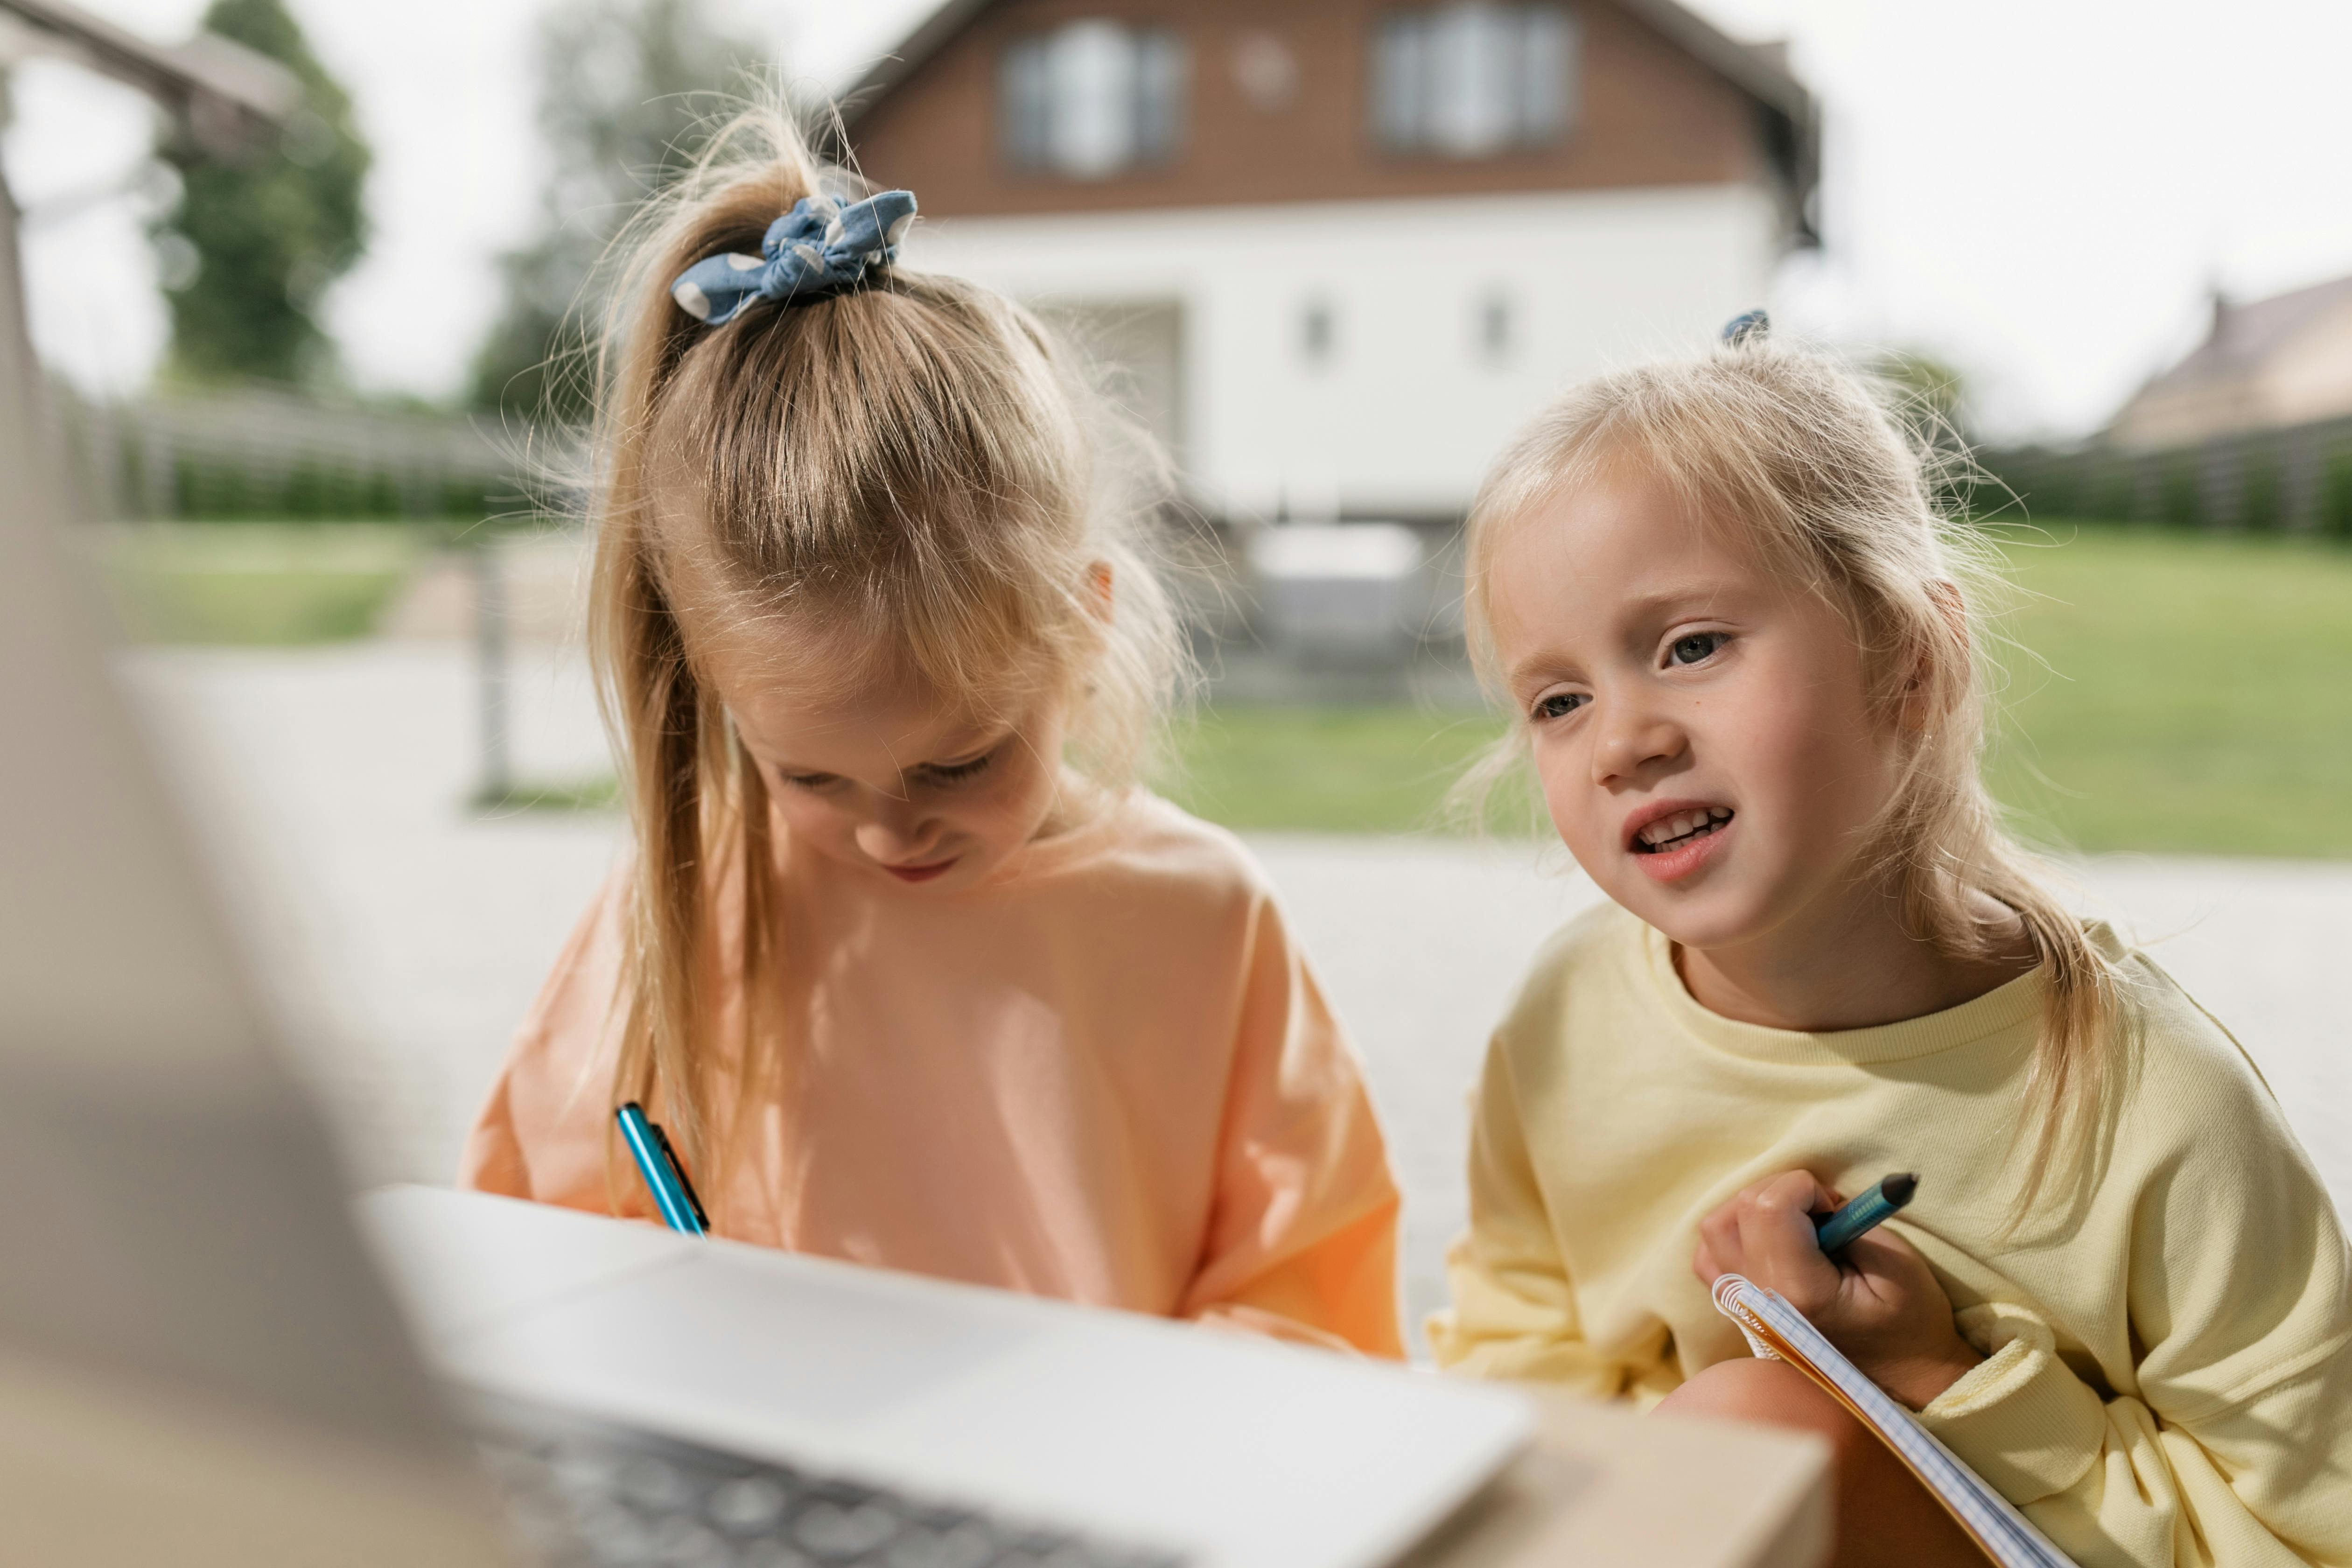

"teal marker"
[1815, 1172, 1917, 1254]
[617, 1101, 708, 1236]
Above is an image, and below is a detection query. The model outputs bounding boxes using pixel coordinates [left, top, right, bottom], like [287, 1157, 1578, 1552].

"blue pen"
[1815, 1172, 1917, 1254]
[617, 1101, 708, 1235]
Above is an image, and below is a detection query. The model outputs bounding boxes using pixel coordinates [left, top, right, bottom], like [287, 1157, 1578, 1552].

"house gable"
[2110, 275, 2352, 448]
[842, 0, 1813, 237]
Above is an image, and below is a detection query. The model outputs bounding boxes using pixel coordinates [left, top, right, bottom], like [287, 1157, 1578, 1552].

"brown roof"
[835, 0, 1818, 241]
[2148, 274, 2352, 397]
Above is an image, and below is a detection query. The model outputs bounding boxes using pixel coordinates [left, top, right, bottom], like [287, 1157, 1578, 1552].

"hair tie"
[1721, 308, 1771, 347]
[670, 190, 918, 326]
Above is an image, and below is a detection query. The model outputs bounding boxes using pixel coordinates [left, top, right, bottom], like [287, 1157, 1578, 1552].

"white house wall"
[903, 183, 1781, 519]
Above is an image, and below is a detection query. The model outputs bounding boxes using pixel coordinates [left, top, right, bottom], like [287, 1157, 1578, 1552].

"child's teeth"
[1639, 807, 1733, 849]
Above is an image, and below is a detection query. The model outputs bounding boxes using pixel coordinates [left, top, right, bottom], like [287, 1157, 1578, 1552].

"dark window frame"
[997, 20, 1191, 181]
[1369, 2, 1581, 161]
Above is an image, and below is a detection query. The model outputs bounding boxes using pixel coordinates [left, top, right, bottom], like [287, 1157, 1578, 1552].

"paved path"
[132, 645, 2352, 1353]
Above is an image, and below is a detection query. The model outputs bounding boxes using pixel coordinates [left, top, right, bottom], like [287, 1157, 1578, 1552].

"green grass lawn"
[1160, 706, 1522, 835]
[91, 520, 2352, 855]
[1980, 524, 2352, 856]
[92, 522, 430, 645]
[1167, 525, 2352, 857]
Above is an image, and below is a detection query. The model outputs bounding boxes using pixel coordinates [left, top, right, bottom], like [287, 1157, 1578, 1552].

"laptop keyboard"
[468, 1396, 1187, 1568]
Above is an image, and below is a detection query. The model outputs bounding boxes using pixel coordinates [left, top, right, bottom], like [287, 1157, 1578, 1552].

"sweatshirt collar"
[1637, 918, 2049, 1065]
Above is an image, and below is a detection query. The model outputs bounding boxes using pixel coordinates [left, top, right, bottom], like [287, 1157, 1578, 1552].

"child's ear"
[1901, 580, 1969, 732]
[1083, 560, 1114, 623]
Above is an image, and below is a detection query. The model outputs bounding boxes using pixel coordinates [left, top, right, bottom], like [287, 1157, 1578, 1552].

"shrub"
[2237, 447, 2283, 532]
[2322, 450, 2352, 540]
[2157, 455, 2203, 528]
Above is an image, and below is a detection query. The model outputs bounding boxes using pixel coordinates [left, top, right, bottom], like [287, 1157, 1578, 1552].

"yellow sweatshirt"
[1430, 904, 2352, 1568]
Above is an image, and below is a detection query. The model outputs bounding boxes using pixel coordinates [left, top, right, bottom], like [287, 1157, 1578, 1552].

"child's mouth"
[1631, 806, 1734, 854]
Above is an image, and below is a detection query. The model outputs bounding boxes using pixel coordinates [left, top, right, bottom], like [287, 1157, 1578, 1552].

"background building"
[845, 0, 1817, 525]
[2108, 274, 2352, 451]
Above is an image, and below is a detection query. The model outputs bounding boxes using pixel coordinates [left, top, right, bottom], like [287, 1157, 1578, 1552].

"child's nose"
[854, 795, 939, 862]
[1592, 703, 1687, 784]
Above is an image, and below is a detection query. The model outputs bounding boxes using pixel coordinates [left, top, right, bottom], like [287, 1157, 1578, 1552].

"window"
[1476, 287, 1514, 364]
[1373, 3, 1577, 157]
[1001, 21, 1188, 178]
[1300, 298, 1337, 369]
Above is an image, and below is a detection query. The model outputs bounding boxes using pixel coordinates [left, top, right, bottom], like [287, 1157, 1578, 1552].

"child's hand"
[1692, 1171, 1982, 1411]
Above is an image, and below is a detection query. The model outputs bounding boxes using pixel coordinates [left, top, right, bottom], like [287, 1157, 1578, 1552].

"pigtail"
[590, 493, 709, 1194]
[582, 120, 826, 1208]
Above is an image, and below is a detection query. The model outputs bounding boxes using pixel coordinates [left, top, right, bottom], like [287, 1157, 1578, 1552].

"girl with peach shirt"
[461, 112, 1401, 1357]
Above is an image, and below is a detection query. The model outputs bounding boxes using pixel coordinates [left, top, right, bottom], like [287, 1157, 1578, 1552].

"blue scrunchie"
[1721, 308, 1770, 346]
[669, 190, 918, 326]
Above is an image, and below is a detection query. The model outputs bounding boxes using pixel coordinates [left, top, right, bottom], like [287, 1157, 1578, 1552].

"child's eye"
[780, 770, 839, 791]
[1531, 691, 1588, 721]
[1668, 632, 1728, 666]
[917, 750, 996, 786]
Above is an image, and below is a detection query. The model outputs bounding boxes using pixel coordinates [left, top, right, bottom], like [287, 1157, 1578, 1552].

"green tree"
[1874, 349, 1972, 442]
[469, 0, 763, 423]
[150, 0, 370, 385]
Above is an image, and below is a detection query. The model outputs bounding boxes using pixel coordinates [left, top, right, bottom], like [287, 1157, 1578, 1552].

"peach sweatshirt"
[461, 791, 1404, 1357]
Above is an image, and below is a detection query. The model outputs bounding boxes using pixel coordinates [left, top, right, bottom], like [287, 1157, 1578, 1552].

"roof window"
[1001, 21, 1188, 179]
[1373, 3, 1578, 158]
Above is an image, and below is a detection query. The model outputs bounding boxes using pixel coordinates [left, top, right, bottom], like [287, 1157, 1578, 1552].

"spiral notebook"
[1710, 1274, 2079, 1568]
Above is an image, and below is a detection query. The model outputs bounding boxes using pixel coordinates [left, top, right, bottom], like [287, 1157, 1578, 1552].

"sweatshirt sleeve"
[456, 873, 630, 1214]
[1426, 1034, 1639, 1397]
[1917, 1056, 2352, 1568]
[1176, 891, 1406, 1358]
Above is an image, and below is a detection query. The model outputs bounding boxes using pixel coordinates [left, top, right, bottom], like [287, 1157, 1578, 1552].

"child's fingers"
[1743, 1169, 1830, 1237]
[1839, 1224, 1941, 1309]
[1733, 1171, 1843, 1309]
[1693, 1170, 1854, 1294]
[1696, 1197, 1746, 1276]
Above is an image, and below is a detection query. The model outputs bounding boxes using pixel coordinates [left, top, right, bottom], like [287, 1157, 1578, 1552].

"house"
[841, 0, 1817, 525]
[2108, 275, 2352, 452]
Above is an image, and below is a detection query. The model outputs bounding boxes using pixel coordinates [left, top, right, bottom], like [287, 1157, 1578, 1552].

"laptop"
[362, 1185, 1531, 1568]
[0, 293, 1527, 1565]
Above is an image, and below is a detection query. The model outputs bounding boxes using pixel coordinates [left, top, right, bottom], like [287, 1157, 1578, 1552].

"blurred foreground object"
[0, 7, 508, 1561]
[363, 1186, 1832, 1568]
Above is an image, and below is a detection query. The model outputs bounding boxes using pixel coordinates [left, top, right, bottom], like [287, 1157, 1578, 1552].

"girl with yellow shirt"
[1429, 325, 2351, 1567]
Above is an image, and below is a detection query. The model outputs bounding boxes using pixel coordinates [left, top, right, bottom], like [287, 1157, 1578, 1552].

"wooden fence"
[1977, 413, 2352, 534]
[55, 383, 552, 522]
